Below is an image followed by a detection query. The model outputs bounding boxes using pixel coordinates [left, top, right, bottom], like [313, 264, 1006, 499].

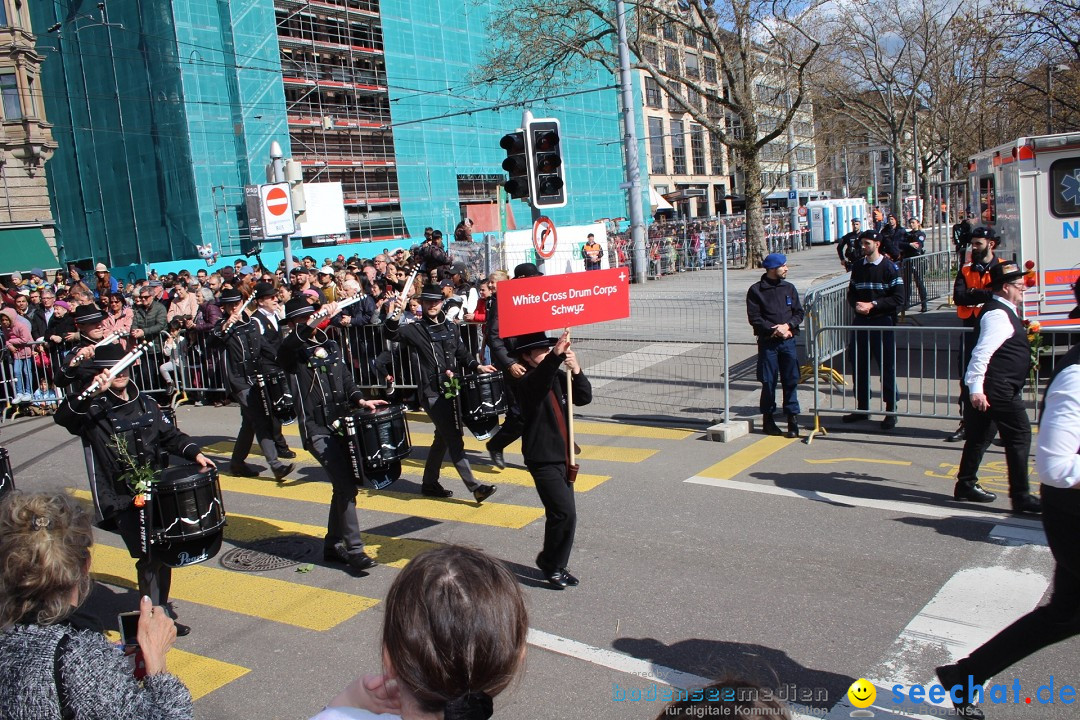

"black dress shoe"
[473, 484, 497, 504]
[785, 415, 800, 438]
[324, 543, 377, 571]
[946, 424, 966, 442]
[345, 552, 378, 571]
[421, 483, 453, 498]
[543, 570, 568, 589]
[228, 462, 261, 477]
[1011, 496, 1042, 514]
[277, 448, 297, 459]
[881, 414, 897, 430]
[761, 415, 783, 436]
[954, 483, 997, 503]
[559, 568, 579, 587]
[173, 622, 191, 637]
[487, 445, 506, 470]
[323, 543, 349, 563]
[273, 463, 294, 481]
[935, 664, 985, 719]
[842, 413, 869, 423]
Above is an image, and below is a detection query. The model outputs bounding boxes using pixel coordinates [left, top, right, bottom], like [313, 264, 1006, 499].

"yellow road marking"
[166, 649, 250, 700]
[698, 436, 797, 480]
[805, 458, 913, 466]
[203, 441, 318, 465]
[204, 443, 611, 492]
[218, 473, 545, 529]
[281, 417, 693, 441]
[90, 544, 378, 631]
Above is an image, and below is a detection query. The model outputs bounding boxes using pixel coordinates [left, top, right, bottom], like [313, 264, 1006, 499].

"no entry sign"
[260, 182, 296, 236]
[497, 267, 630, 337]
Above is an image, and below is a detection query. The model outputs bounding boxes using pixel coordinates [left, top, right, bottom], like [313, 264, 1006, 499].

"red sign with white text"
[497, 267, 631, 337]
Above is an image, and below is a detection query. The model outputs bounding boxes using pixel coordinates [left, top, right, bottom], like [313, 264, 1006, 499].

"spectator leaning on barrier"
[746, 253, 804, 438]
[844, 230, 905, 430]
[948, 227, 1002, 443]
[954, 261, 1042, 515]
[131, 288, 167, 347]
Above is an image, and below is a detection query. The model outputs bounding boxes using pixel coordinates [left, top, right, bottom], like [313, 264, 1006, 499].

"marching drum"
[339, 406, 411, 490]
[0, 447, 13, 500]
[256, 372, 297, 425]
[461, 372, 506, 440]
[150, 465, 225, 567]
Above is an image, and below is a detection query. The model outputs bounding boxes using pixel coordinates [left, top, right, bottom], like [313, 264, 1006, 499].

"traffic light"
[500, 131, 530, 200]
[528, 118, 566, 209]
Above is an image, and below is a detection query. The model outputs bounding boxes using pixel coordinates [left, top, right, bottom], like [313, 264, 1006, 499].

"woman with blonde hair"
[0, 491, 192, 719]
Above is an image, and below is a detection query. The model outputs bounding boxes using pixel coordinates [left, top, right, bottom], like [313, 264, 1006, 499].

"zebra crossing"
[77, 413, 693, 702]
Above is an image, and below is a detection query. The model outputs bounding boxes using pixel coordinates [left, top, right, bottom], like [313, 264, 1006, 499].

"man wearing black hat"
[746, 253, 803, 437]
[55, 343, 216, 635]
[954, 261, 1041, 513]
[845, 230, 905, 429]
[251, 282, 296, 460]
[385, 284, 498, 502]
[279, 298, 386, 571]
[212, 287, 294, 480]
[512, 329, 592, 588]
[54, 304, 108, 391]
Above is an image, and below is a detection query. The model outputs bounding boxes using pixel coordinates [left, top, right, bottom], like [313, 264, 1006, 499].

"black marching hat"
[418, 283, 445, 301]
[284, 297, 315, 320]
[512, 332, 557, 355]
[514, 262, 543, 279]
[253, 282, 277, 300]
[218, 288, 244, 305]
[989, 261, 1025, 289]
[73, 304, 105, 325]
[91, 343, 127, 368]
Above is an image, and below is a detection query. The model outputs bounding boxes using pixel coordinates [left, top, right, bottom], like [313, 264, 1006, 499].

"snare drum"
[461, 372, 507, 421]
[151, 466, 225, 567]
[257, 372, 296, 425]
[339, 406, 411, 490]
[0, 447, 13, 500]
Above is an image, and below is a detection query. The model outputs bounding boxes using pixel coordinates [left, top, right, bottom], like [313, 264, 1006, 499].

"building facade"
[0, 0, 59, 274]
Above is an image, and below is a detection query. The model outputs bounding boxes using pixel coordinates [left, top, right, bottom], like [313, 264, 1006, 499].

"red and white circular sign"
[533, 216, 557, 259]
[265, 186, 289, 216]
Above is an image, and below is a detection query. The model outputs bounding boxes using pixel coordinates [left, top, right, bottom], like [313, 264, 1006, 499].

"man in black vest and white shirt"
[954, 261, 1041, 513]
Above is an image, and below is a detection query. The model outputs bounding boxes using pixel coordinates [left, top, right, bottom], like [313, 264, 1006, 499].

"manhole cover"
[219, 536, 320, 572]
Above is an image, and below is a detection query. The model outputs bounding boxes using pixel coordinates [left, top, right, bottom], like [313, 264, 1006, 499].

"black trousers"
[850, 324, 897, 411]
[232, 387, 286, 472]
[488, 383, 523, 452]
[529, 461, 576, 571]
[957, 391, 1032, 499]
[421, 395, 479, 491]
[756, 336, 800, 416]
[115, 507, 172, 606]
[310, 434, 365, 556]
[956, 484, 1080, 685]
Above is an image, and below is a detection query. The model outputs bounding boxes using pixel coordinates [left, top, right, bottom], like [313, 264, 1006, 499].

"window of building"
[648, 117, 666, 175]
[703, 57, 717, 83]
[685, 52, 699, 78]
[643, 43, 659, 66]
[710, 133, 724, 175]
[664, 47, 680, 74]
[663, 23, 677, 41]
[645, 77, 663, 109]
[0, 73, 20, 120]
[690, 125, 706, 175]
[706, 98, 722, 118]
[683, 27, 696, 47]
[671, 120, 687, 174]
[799, 173, 815, 189]
[685, 85, 700, 111]
[0, 3, 8, 26]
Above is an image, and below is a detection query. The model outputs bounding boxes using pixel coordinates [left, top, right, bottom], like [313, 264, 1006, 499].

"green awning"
[0, 227, 59, 275]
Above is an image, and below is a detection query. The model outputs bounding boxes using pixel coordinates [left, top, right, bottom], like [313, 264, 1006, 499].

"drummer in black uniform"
[512, 329, 592, 589]
[385, 284, 498, 502]
[54, 304, 109, 391]
[54, 343, 216, 635]
[212, 287, 294, 480]
[250, 282, 297, 460]
[279, 298, 386, 572]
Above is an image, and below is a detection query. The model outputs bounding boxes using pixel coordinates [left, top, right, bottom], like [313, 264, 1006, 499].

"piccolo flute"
[93, 331, 129, 349]
[76, 341, 151, 401]
[311, 294, 364, 320]
[387, 267, 420, 321]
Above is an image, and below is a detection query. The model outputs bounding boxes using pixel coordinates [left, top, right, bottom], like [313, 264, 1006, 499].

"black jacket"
[514, 351, 592, 465]
[898, 230, 925, 259]
[384, 311, 479, 403]
[837, 231, 862, 268]
[251, 309, 286, 373]
[279, 324, 367, 439]
[54, 387, 201, 521]
[211, 313, 262, 395]
[746, 275, 804, 338]
[485, 294, 517, 371]
[54, 339, 97, 390]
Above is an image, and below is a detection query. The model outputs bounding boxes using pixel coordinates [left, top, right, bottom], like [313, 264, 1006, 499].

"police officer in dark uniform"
[954, 261, 1041, 514]
[212, 287, 293, 480]
[511, 329, 591, 589]
[952, 212, 973, 266]
[746, 253, 804, 437]
[837, 218, 864, 271]
[250, 282, 296, 460]
[899, 217, 928, 313]
[54, 304, 109, 391]
[54, 343, 215, 635]
[279, 298, 386, 572]
[385, 283, 498, 502]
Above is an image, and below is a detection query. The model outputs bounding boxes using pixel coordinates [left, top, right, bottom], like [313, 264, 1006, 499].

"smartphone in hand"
[118, 611, 147, 679]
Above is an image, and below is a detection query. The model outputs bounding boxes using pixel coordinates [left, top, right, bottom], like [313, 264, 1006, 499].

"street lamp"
[1047, 63, 1070, 134]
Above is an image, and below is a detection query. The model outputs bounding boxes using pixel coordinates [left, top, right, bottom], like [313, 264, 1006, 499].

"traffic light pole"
[616, 0, 647, 284]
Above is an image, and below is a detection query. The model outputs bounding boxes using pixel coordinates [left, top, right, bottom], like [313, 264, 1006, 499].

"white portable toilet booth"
[806, 200, 837, 244]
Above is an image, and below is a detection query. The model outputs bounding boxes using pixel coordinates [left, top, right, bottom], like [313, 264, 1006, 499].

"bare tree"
[477, 0, 822, 268]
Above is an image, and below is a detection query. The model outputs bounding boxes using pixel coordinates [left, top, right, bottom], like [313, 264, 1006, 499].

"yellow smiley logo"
[848, 678, 876, 709]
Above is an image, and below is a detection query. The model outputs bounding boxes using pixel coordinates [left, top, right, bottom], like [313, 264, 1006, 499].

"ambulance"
[969, 132, 1080, 326]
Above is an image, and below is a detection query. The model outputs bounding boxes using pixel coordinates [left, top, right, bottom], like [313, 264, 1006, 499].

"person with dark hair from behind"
[655, 680, 791, 719]
[0, 491, 193, 719]
[310, 545, 528, 720]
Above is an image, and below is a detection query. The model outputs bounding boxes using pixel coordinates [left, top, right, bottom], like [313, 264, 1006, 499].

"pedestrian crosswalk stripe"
[696, 435, 797, 480]
[166, 648, 251, 701]
[90, 544, 379, 631]
[218, 473, 546, 529]
[224, 512, 439, 568]
[279, 418, 694, 441]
